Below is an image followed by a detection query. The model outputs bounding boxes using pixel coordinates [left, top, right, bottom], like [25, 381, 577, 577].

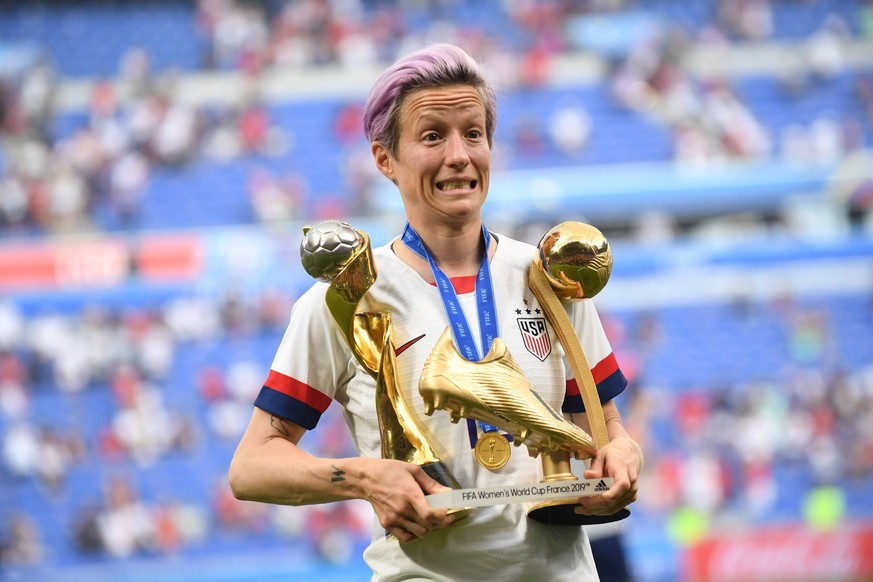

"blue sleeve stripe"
[561, 368, 628, 414]
[254, 386, 324, 430]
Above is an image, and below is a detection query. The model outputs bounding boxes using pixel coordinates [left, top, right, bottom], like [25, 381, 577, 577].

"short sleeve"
[253, 283, 354, 429]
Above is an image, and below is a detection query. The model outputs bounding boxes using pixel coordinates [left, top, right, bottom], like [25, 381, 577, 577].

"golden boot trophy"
[300, 220, 468, 519]
[418, 221, 629, 525]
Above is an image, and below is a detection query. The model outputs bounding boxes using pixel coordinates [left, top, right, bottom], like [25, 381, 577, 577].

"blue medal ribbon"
[402, 223, 508, 443]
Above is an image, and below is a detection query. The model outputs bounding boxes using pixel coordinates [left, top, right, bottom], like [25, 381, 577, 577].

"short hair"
[362, 43, 497, 157]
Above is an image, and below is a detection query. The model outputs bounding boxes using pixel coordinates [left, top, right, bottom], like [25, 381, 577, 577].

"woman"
[229, 43, 643, 581]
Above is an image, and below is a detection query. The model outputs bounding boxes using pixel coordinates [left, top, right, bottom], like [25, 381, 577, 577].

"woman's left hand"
[574, 436, 643, 517]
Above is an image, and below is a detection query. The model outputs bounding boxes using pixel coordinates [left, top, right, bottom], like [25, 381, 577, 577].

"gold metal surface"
[359, 311, 441, 467]
[528, 261, 609, 451]
[419, 327, 597, 460]
[304, 222, 467, 517]
[528, 221, 628, 524]
[473, 432, 511, 470]
[321, 230, 379, 375]
[537, 222, 612, 300]
[539, 449, 577, 483]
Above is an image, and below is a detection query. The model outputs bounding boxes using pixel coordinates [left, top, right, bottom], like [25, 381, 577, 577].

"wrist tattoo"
[330, 465, 346, 483]
[270, 415, 289, 436]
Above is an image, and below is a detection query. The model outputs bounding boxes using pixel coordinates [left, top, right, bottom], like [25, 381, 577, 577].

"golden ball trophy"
[527, 221, 629, 525]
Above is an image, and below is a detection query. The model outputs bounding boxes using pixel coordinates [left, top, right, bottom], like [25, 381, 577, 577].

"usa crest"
[517, 318, 551, 361]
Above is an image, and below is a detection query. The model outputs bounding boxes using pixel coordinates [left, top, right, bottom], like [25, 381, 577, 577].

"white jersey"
[255, 234, 627, 582]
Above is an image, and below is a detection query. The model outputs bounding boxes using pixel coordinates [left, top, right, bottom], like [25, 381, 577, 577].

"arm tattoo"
[270, 415, 290, 436]
[330, 465, 346, 483]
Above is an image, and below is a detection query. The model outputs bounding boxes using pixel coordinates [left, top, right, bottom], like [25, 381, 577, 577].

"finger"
[583, 453, 605, 480]
[574, 504, 621, 517]
[408, 471, 453, 526]
[574, 496, 614, 516]
[384, 511, 431, 539]
[396, 492, 452, 533]
[409, 498, 451, 528]
[401, 520, 430, 539]
[413, 467, 452, 495]
[574, 481, 638, 516]
[575, 481, 626, 512]
[426, 509, 452, 528]
[388, 527, 418, 544]
[575, 494, 623, 516]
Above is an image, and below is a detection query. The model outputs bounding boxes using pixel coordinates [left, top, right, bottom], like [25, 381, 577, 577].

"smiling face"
[372, 85, 491, 232]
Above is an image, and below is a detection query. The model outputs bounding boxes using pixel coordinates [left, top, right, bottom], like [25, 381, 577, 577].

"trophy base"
[528, 499, 630, 526]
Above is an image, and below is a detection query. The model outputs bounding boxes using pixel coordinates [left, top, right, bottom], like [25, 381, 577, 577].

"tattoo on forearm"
[270, 415, 289, 436]
[330, 465, 346, 483]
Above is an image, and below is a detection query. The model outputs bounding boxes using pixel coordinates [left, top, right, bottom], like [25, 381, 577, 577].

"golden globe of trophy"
[300, 220, 469, 522]
[527, 221, 629, 525]
[537, 221, 612, 301]
[418, 221, 628, 525]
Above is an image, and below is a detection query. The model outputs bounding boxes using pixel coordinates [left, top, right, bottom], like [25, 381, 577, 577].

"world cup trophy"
[300, 220, 468, 521]
[526, 221, 629, 524]
[418, 221, 628, 525]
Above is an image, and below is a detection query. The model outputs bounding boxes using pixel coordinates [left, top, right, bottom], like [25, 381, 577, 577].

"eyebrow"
[413, 105, 485, 125]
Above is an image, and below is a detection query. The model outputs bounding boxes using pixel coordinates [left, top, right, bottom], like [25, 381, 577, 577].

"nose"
[444, 133, 470, 167]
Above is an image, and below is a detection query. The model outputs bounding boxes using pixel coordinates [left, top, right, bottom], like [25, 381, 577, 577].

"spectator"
[0, 514, 43, 567]
[96, 477, 155, 558]
[549, 101, 592, 156]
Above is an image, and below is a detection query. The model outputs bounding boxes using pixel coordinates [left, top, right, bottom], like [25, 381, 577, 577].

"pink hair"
[362, 43, 497, 155]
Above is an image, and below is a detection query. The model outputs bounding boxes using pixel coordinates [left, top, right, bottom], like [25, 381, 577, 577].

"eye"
[423, 132, 441, 142]
[467, 129, 483, 139]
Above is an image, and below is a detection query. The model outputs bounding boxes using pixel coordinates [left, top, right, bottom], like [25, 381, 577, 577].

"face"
[372, 85, 491, 230]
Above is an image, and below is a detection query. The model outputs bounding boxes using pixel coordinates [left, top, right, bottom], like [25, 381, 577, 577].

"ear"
[371, 142, 396, 183]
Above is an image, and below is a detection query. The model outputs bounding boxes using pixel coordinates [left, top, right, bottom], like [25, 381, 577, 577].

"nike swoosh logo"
[394, 333, 426, 357]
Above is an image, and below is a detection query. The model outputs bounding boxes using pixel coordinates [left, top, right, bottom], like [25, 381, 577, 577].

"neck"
[423, 224, 483, 276]
[396, 221, 493, 280]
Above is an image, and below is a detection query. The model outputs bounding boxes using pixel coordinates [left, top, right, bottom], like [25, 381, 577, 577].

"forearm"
[602, 401, 644, 471]
[602, 401, 629, 440]
[570, 401, 644, 470]
[229, 408, 454, 543]
[229, 441, 365, 506]
[228, 409, 373, 506]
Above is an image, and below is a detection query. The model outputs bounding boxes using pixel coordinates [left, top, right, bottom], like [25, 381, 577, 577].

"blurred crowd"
[608, 12, 869, 168]
[606, 294, 873, 545]
[0, 288, 372, 569]
[0, 48, 288, 235]
[1, 0, 871, 236]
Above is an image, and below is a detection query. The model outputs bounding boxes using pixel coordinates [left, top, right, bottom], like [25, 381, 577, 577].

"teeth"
[439, 181, 470, 191]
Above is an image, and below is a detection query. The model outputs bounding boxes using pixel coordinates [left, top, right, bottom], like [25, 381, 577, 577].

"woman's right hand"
[359, 458, 455, 543]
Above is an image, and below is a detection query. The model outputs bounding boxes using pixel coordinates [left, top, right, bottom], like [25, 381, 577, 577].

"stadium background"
[1, 1, 872, 581]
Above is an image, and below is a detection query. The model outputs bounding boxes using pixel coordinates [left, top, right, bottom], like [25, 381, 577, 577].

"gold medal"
[474, 432, 511, 470]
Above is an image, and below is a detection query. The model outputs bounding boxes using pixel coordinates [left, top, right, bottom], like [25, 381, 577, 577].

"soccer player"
[229, 43, 643, 581]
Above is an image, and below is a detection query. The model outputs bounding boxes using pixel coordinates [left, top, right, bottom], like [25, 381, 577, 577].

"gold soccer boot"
[419, 327, 597, 460]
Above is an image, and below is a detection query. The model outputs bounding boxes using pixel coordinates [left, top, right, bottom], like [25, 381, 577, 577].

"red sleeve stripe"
[591, 352, 619, 384]
[564, 352, 620, 396]
[566, 377, 580, 398]
[264, 370, 331, 412]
